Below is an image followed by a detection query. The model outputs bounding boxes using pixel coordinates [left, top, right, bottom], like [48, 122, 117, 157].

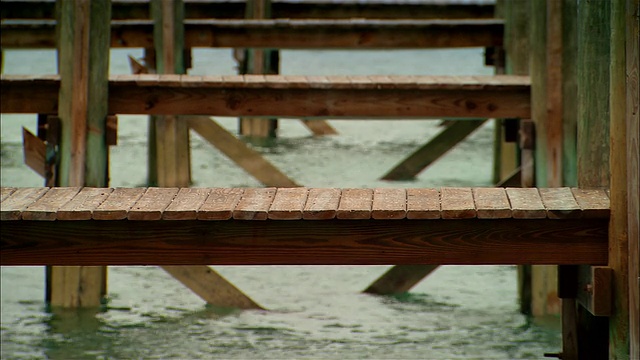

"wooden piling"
[610, 0, 635, 357]
[239, 0, 277, 140]
[48, 0, 111, 308]
[575, 0, 613, 357]
[151, 0, 190, 187]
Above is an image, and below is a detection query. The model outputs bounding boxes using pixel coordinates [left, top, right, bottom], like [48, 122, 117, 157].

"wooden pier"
[1, 186, 609, 266]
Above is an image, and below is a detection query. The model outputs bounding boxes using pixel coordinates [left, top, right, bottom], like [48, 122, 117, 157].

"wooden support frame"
[0, 19, 505, 50]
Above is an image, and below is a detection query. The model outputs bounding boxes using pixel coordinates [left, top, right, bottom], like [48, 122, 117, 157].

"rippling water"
[1, 48, 560, 359]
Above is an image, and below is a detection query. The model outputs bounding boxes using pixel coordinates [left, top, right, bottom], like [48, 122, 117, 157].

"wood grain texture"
[440, 187, 475, 219]
[57, 187, 114, 220]
[198, 188, 243, 220]
[1, 1, 496, 21]
[473, 187, 511, 219]
[128, 187, 179, 221]
[2, 75, 531, 119]
[1, 19, 504, 49]
[93, 188, 146, 220]
[506, 187, 546, 219]
[0, 187, 49, 220]
[163, 188, 210, 220]
[268, 187, 308, 220]
[233, 187, 276, 220]
[406, 188, 440, 219]
[337, 188, 372, 220]
[577, 265, 612, 316]
[570, 188, 610, 219]
[538, 187, 581, 219]
[302, 188, 340, 220]
[0, 218, 608, 266]
[22, 127, 46, 177]
[0, 187, 18, 203]
[22, 187, 80, 221]
[371, 188, 406, 220]
[363, 264, 439, 295]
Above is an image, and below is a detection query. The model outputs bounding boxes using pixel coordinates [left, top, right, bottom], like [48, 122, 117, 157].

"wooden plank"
[1, 75, 532, 119]
[187, 116, 298, 187]
[0, 187, 18, 203]
[336, 188, 372, 220]
[440, 187, 475, 219]
[197, 188, 243, 220]
[473, 187, 511, 219]
[93, 188, 146, 220]
[22, 127, 46, 177]
[0, 1, 496, 21]
[406, 188, 440, 220]
[22, 187, 81, 221]
[577, 265, 613, 316]
[506, 187, 546, 219]
[233, 187, 276, 220]
[128, 187, 179, 221]
[57, 187, 114, 220]
[268, 187, 308, 220]
[371, 188, 406, 220]
[0, 19, 505, 49]
[570, 188, 610, 219]
[538, 187, 581, 219]
[363, 265, 439, 295]
[302, 188, 340, 220]
[161, 265, 263, 309]
[0, 187, 49, 220]
[1, 218, 609, 266]
[382, 120, 486, 180]
[163, 188, 210, 220]
[300, 119, 338, 136]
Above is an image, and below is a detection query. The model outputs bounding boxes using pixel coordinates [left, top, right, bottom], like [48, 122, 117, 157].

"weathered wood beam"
[362, 265, 439, 295]
[0, 75, 531, 119]
[0, 0, 496, 20]
[0, 19, 504, 49]
[1, 218, 608, 266]
[381, 119, 486, 181]
[188, 116, 299, 187]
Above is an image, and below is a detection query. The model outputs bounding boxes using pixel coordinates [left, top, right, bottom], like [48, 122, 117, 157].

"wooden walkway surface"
[0, 19, 503, 49]
[0, 0, 496, 21]
[0, 74, 530, 118]
[1, 187, 609, 266]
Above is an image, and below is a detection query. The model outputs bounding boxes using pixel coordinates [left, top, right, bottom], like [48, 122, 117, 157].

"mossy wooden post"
[48, 0, 111, 308]
[624, 1, 639, 357]
[575, 0, 612, 357]
[151, 0, 190, 187]
[610, 0, 636, 357]
[239, 0, 277, 140]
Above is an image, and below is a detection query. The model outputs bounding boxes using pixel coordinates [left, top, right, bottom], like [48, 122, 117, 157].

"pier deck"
[1, 187, 608, 266]
[0, 74, 530, 119]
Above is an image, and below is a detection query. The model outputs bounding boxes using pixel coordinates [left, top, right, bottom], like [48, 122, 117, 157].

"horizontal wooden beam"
[0, 0, 496, 20]
[0, 218, 608, 266]
[0, 19, 504, 49]
[0, 74, 531, 119]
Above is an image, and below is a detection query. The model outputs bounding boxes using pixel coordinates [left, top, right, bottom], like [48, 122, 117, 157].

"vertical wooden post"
[528, 0, 561, 318]
[239, 0, 277, 140]
[562, 0, 578, 187]
[151, 0, 190, 187]
[624, 1, 640, 357]
[49, 0, 111, 308]
[575, 0, 612, 357]
[610, 0, 634, 357]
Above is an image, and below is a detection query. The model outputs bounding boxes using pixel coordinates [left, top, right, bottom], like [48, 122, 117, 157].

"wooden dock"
[1, 186, 608, 266]
[0, 19, 503, 49]
[0, 74, 530, 119]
